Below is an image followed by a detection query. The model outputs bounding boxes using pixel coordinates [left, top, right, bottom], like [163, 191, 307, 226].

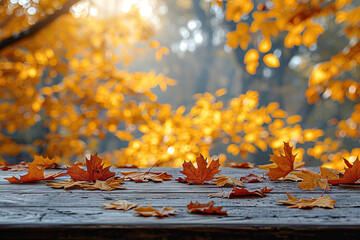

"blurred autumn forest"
[0, 0, 359, 170]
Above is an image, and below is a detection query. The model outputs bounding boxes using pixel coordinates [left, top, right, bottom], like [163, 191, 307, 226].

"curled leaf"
[104, 200, 138, 211]
[240, 173, 266, 183]
[214, 174, 244, 187]
[187, 201, 227, 215]
[134, 206, 175, 217]
[278, 193, 336, 209]
[121, 171, 172, 182]
[329, 158, 360, 185]
[227, 161, 254, 168]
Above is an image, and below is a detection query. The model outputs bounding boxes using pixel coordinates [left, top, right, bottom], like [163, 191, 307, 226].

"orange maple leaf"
[178, 154, 221, 184]
[267, 142, 297, 180]
[5, 162, 64, 183]
[187, 201, 227, 215]
[66, 153, 115, 182]
[329, 157, 360, 185]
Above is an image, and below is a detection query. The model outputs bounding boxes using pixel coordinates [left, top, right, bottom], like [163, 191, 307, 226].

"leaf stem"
[320, 177, 328, 198]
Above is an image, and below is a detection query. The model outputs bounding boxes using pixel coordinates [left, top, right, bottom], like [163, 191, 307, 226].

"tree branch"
[0, 0, 81, 52]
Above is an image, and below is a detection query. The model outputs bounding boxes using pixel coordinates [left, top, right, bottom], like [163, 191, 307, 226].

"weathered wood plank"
[0, 206, 359, 225]
[0, 192, 358, 208]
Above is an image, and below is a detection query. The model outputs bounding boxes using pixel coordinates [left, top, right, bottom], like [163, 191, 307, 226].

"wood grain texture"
[0, 167, 359, 239]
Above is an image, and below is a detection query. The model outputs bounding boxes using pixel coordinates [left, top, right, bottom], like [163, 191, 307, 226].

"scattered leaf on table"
[66, 153, 115, 182]
[187, 201, 227, 215]
[259, 161, 305, 170]
[278, 192, 336, 209]
[0, 161, 28, 171]
[319, 166, 341, 180]
[178, 154, 221, 184]
[279, 173, 301, 182]
[240, 173, 266, 183]
[104, 200, 138, 211]
[120, 171, 172, 182]
[114, 164, 138, 168]
[32, 155, 63, 169]
[227, 161, 254, 168]
[209, 186, 272, 198]
[208, 190, 232, 198]
[5, 162, 65, 183]
[266, 142, 298, 180]
[47, 180, 84, 190]
[81, 177, 125, 190]
[214, 174, 244, 187]
[231, 186, 272, 198]
[134, 206, 175, 217]
[292, 169, 329, 190]
[47, 177, 125, 191]
[329, 158, 360, 185]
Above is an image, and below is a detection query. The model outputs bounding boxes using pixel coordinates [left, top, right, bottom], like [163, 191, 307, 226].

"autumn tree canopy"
[0, 0, 359, 170]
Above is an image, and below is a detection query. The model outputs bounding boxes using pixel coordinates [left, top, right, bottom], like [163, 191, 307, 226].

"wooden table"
[0, 167, 359, 239]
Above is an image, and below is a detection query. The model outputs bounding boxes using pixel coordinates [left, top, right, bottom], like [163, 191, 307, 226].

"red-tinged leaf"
[266, 142, 297, 180]
[187, 201, 227, 215]
[114, 164, 138, 168]
[66, 154, 115, 182]
[227, 161, 254, 168]
[178, 154, 221, 184]
[5, 162, 65, 183]
[230, 186, 272, 198]
[0, 161, 28, 171]
[240, 174, 266, 183]
[329, 158, 360, 185]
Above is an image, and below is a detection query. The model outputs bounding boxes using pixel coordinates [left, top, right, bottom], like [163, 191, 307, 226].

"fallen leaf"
[319, 167, 341, 180]
[47, 180, 86, 189]
[104, 200, 138, 211]
[47, 177, 125, 191]
[208, 190, 232, 198]
[292, 169, 329, 190]
[266, 142, 297, 180]
[231, 186, 272, 198]
[214, 174, 244, 187]
[209, 186, 272, 198]
[32, 155, 62, 169]
[5, 162, 65, 183]
[187, 201, 227, 215]
[81, 178, 125, 190]
[66, 153, 115, 182]
[227, 161, 254, 168]
[240, 173, 266, 183]
[114, 164, 138, 168]
[278, 192, 336, 209]
[279, 173, 301, 182]
[120, 171, 172, 182]
[0, 161, 28, 171]
[178, 154, 221, 184]
[329, 158, 360, 185]
[258, 161, 305, 170]
[134, 206, 175, 217]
